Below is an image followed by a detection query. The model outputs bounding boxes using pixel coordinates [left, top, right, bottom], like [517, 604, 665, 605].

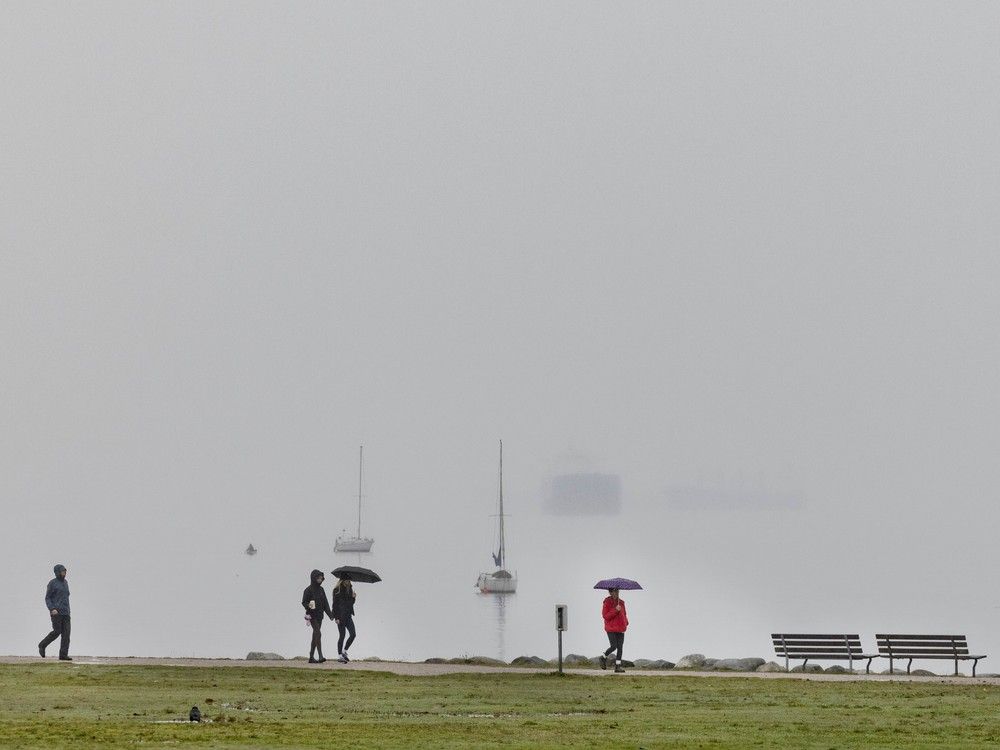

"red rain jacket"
[602, 596, 628, 633]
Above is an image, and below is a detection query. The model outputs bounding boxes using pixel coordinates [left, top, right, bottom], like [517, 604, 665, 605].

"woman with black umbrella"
[332, 574, 357, 662]
[302, 569, 334, 663]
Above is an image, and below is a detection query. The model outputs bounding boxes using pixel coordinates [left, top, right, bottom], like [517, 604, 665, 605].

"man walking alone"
[38, 564, 71, 661]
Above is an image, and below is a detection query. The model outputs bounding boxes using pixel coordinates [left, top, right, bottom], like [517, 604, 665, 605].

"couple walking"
[302, 570, 358, 663]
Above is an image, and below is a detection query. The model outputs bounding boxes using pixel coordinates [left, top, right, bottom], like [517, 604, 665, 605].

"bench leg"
[954, 658, 959, 677]
[802, 658, 808, 672]
[889, 657, 894, 675]
[906, 658, 912, 675]
[865, 657, 872, 675]
[973, 659, 980, 678]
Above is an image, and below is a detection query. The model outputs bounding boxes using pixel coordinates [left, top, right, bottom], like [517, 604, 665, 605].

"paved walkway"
[1, 655, 998, 685]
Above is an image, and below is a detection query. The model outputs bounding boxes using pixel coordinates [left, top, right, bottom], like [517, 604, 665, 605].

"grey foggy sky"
[2, 3, 1000, 660]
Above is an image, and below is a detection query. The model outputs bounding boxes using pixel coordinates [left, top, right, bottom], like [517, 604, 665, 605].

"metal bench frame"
[772, 633, 876, 674]
[876, 634, 986, 677]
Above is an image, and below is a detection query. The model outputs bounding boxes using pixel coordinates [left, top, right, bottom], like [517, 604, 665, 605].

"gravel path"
[1, 655, 997, 685]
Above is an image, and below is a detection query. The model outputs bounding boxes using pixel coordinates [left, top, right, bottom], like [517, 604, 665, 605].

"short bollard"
[555, 604, 568, 673]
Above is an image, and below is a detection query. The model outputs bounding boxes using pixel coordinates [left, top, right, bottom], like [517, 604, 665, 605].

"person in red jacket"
[600, 588, 628, 673]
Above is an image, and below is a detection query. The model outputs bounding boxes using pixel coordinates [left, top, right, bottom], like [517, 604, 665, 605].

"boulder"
[790, 664, 823, 673]
[703, 658, 718, 668]
[710, 658, 765, 672]
[562, 654, 592, 666]
[245, 652, 283, 661]
[510, 656, 550, 667]
[423, 657, 447, 664]
[823, 665, 850, 674]
[674, 653, 707, 669]
[446, 656, 507, 667]
[910, 669, 937, 677]
[756, 661, 786, 673]
[634, 659, 674, 670]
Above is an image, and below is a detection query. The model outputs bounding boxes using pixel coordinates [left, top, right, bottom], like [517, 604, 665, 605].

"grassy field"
[1, 664, 998, 748]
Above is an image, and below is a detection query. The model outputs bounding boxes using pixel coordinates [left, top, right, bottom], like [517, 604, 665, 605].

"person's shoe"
[342, 651, 349, 663]
[308, 657, 319, 664]
[614, 664, 625, 673]
[318, 657, 327, 663]
[338, 652, 348, 663]
[38, 644, 46, 658]
[59, 656, 72, 661]
[599, 655, 607, 670]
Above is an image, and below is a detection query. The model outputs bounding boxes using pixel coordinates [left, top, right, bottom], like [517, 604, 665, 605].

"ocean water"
[5, 492, 996, 673]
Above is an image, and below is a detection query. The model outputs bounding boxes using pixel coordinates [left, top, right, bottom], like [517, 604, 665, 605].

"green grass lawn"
[1, 664, 998, 748]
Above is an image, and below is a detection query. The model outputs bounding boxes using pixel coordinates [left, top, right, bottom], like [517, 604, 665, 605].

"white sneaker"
[342, 650, 350, 663]
[338, 652, 348, 663]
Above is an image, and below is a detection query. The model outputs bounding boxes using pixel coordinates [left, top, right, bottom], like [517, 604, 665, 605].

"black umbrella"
[331, 565, 382, 584]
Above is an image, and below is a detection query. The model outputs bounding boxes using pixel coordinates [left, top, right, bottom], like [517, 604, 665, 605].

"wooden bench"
[772, 633, 876, 673]
[876, 634, 986, 677]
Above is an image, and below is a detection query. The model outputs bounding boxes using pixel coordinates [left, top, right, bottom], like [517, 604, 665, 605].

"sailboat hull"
[477, 571, 517, 593]
[335, 537, 374, 553]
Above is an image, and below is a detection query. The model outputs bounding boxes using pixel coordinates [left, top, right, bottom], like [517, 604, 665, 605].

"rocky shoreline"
[246, 651, 976, 676]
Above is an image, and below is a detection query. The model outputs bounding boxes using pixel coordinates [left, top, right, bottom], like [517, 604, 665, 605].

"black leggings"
[604, 631, 625, 662]
[337, 618, 356, 653]
[309, 618, 324, 658]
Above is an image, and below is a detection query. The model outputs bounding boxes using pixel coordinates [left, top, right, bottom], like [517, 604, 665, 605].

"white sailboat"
[335, 446, 374, 553]
[477, 440, 517, 594]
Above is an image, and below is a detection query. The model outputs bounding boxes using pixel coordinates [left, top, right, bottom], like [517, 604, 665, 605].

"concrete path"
[2, 655, 998, 685]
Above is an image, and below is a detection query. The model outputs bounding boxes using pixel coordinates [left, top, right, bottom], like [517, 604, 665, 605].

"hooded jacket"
[45, 565, 70, 616]
[302, 570, 333, 622]
[602, 595, 628, 633]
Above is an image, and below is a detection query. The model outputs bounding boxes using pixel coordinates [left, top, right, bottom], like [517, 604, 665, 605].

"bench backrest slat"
[876, 634, 970, 658]
[772, 634, 863, 660]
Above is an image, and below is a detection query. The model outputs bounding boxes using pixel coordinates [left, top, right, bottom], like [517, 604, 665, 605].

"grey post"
[555, 604, 568, 674]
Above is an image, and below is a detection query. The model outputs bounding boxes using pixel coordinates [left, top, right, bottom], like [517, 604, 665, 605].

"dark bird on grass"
[189, 706, 201, 722]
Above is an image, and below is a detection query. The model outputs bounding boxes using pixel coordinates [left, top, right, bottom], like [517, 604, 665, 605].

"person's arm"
[602, 599, 615, 623]
[45, 581, 57, 614]
[302, 588, 311, 611]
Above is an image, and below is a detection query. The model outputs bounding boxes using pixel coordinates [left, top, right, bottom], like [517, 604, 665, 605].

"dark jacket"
[332, 585, 355, 621]
[45, 566, 70, 616]
[302, 570, 333, 622]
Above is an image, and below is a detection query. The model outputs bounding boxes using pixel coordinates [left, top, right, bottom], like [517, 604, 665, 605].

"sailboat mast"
[357, 445, 363, 538]
[498, 440, 505, 569]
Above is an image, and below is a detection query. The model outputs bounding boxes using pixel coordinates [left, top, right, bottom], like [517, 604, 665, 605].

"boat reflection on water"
[493, 593, 507, 662]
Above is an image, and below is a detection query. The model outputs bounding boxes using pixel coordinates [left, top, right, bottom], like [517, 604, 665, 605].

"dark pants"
[604, 631, 624, 662]
[40, 614, 71, 658]
[337, 617, 356, 654]
[309, 617, 325, 659]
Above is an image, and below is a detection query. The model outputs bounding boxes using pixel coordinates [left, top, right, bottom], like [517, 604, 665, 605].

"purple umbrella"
[594, 577, 642, 590]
